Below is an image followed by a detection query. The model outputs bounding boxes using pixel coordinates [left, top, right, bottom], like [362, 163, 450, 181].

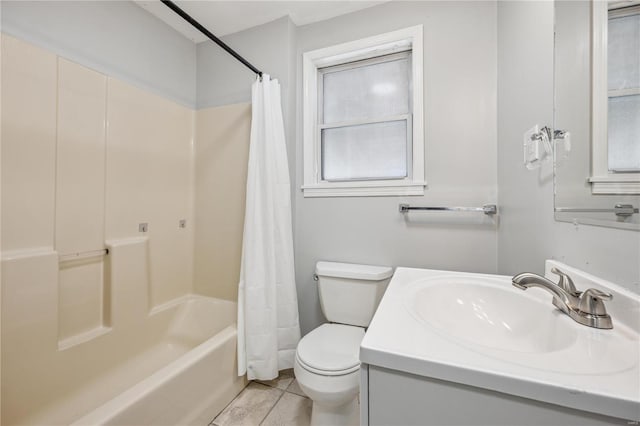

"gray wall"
[294, 1, 499, 334]
[496, 2, 639, 291]
[196, 15, 298, 221]
[195, 2, 501, 335]
[196, 16, 294, 109]
[5, 0, 636, 334]
[1, 1, 196, 107]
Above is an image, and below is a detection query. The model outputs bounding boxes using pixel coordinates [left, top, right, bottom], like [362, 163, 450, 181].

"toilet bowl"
[295, 262, 393, 426]
[294, 323, 363, 426]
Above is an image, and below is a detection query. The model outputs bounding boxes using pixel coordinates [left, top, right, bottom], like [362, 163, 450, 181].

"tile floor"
[210, 370, 311, 426]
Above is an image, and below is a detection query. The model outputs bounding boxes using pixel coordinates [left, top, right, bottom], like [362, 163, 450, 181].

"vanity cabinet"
[360, 365, 630, 426]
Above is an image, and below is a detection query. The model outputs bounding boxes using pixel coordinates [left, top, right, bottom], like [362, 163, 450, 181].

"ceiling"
[136, 1, 387, 43]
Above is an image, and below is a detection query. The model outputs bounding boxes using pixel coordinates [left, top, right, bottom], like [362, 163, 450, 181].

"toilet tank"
[315, 261, 394, 327]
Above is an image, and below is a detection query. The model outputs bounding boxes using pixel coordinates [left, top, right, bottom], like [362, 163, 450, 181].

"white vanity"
[359, 260, 640, 425]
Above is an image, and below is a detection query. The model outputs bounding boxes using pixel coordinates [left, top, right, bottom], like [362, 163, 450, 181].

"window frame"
[302, 26, 425, 197]
[318, 51, 413, 182]
[590, 1, 640, 194]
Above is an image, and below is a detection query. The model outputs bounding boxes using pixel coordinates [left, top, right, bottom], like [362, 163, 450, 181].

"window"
[591, 1, 640, 194]
[302, 26, 424, 197]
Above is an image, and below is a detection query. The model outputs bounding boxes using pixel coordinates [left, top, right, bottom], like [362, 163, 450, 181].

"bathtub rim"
[71, 294, 240, 425]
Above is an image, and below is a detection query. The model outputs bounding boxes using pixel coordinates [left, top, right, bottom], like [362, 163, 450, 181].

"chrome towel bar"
[399, 204, 498, 215]
[555, 204, 638, 218]
[59, 248, 109, 263]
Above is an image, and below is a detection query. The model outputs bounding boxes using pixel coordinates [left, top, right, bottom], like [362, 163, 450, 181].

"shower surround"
[1, 34, 247, 424]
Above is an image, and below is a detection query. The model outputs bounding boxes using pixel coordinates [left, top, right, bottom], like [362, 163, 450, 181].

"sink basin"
[402, 273, 639, 375]
[405, 276, 578, 354]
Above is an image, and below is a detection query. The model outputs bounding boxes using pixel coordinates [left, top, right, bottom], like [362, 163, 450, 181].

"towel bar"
[555, 204, 638, 218]
[399, 204, 498, 215]
[59, 248, 109, 263]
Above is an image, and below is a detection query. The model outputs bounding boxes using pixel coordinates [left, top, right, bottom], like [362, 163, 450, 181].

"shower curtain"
[237, 74, 301, 381]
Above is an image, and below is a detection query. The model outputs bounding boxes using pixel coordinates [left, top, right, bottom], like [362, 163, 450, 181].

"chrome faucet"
[512, 267, 613, 329]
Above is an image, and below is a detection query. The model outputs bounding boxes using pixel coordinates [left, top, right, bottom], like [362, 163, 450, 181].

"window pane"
[322, 56, 411, 124]
[608, 94, 640, 171]
[608, 13, 640, 91]
[322, 120, 407, 181]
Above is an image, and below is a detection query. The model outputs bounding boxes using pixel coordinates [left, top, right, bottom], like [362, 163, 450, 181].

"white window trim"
[590, 0, 640, 194]
[302, 25, 425, 197]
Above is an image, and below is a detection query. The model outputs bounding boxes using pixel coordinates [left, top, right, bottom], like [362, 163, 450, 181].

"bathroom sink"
[397, 271, 639, 376]
[405, 276, 578, 354]
[361, 263, 640, 421]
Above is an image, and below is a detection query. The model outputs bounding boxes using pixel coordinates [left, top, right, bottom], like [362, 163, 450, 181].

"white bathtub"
[71, 295, 247, 426]
[2, 241, 247, 425]
[2, 274, 246, 425]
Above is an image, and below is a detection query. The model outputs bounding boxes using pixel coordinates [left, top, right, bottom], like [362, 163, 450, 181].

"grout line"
[284, 380, 309, 399]
[213, 376, 304, 426]
[210, 377, 309, 426]
[53, 57, 60, 252]
[283, 378, 296, 394]
[258, 387, 286, 426]
[208, 381, 252, 425]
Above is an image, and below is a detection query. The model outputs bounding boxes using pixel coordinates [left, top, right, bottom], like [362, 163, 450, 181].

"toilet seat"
[296, 323, 364, 376]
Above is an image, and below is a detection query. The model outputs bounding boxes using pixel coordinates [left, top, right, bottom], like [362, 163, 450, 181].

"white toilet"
[294, 261, 393, 426]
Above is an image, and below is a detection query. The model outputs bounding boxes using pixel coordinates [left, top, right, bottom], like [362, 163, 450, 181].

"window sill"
[302, 181, 426, 197]
[589, 175, 640, 194]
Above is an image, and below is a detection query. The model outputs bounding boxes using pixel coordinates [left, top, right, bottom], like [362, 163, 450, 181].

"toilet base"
[311, 398, 359, 426]
[294, 357, 360, 426]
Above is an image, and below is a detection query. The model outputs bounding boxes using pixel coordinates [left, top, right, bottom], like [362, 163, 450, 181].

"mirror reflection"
[554, 0, 640, 230]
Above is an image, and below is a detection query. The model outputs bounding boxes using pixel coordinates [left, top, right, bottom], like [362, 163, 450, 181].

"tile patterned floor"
[210, 370, 311, 426]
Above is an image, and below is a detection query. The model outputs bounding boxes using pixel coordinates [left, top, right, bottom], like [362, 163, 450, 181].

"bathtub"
[2, 272, 246, 425]
[71, 295, 247, 426]
[2, 240, 247, 425]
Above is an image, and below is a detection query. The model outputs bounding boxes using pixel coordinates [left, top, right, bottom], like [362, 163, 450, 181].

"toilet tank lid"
[315, 261, 393, 281]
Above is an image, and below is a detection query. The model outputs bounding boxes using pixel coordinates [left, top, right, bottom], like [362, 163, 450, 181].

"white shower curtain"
[237, 74, 301, 381]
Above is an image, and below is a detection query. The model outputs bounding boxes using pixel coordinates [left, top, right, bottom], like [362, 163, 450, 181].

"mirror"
[554, 0, 640, 231]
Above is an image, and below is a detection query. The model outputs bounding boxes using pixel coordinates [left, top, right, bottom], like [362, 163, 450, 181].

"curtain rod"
[160, 0, 263, 77]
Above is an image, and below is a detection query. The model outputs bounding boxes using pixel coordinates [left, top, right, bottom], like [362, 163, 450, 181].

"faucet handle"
[551, 267, 578, 294]
[578, 288, 612, 316]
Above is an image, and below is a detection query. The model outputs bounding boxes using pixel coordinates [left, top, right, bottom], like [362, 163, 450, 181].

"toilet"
[294, 261, 393, 426]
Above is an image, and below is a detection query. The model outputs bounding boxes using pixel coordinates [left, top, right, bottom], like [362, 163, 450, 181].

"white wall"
[496, 1, 640, 292]
[0, 1, 196, 107]
[294, 1, 499, 334]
